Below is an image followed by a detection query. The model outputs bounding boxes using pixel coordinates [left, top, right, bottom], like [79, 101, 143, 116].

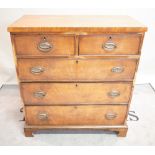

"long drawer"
[21, 82, 132, 105]
[17, 58, 137, 81]
[13, 34, 75, 56]
[25, 105, 127, 126]
[79, 34, 142, 55]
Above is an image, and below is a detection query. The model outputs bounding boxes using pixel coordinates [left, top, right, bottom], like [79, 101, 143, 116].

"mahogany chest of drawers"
[8, 15, 147, 137]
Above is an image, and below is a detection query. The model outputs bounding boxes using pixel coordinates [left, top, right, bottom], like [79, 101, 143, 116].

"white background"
[0, 8, 155, 87]
[0, 0, 155, 152]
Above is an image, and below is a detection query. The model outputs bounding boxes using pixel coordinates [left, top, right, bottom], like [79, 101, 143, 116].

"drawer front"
[79, 34, 142, 55]
[25, 105, 127, 125]
[13, 34, 75, 56]
[21, 82, 132, 105]
[17, 59, 137, 81]
[17, 58, 76, 81]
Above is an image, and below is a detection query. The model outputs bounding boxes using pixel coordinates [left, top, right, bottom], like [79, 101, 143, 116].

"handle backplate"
[33, 91, 46, 98]
[105, 112, 117, 120]
[103, 39, 117, 51]
[38, 37, 52, 52]
[108, 90, 120, 98]
[31, 66, 45, 74]
[111, 66, 124, 73]
[38, 112, 48, 120]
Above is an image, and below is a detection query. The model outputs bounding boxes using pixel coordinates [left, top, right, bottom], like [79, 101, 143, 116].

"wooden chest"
[8, 15, 147, 137]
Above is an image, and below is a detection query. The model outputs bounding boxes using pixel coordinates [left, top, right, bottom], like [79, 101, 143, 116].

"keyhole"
[43, 36, 46, 40]
[75, 84, 78, 87]
[76, 60, 78, 64]
[109, 36, 112, 40]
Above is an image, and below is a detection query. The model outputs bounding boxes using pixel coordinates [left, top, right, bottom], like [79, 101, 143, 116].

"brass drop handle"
[108, 90, 120, 98]
[38, 37, 52, 52]
[105, 112, 117, 120]
[31, 66, 45, 74]
[38, 112, 48, 120]
[103, 36, 116, 51]
[111, 66, 124, 73]
[103, 42, 117, 51]
[33, 91, 46, 98]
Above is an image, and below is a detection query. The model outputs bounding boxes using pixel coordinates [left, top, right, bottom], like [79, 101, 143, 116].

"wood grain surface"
[17, 58, 137, 81]
[21, 82, 132, 105]
[25, 105, 127, 125]
[79, 34, 142, 55]
[13, 34, 75, 56]
[8, 15, 147, 33]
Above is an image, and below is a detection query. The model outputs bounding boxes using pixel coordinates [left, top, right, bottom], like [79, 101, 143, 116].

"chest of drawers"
[8, 15, 147, 137]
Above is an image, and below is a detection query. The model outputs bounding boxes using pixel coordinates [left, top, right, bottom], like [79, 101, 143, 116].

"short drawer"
[13, 34, 75, 56]
[17, 58, 137, 81]
[25, 105, 127, 125]
[21, 82, 132, 105]
[79, 34, 142, 55]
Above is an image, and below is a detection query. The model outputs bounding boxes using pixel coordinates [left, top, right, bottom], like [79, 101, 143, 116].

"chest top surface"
[8, 15, 147, 33]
